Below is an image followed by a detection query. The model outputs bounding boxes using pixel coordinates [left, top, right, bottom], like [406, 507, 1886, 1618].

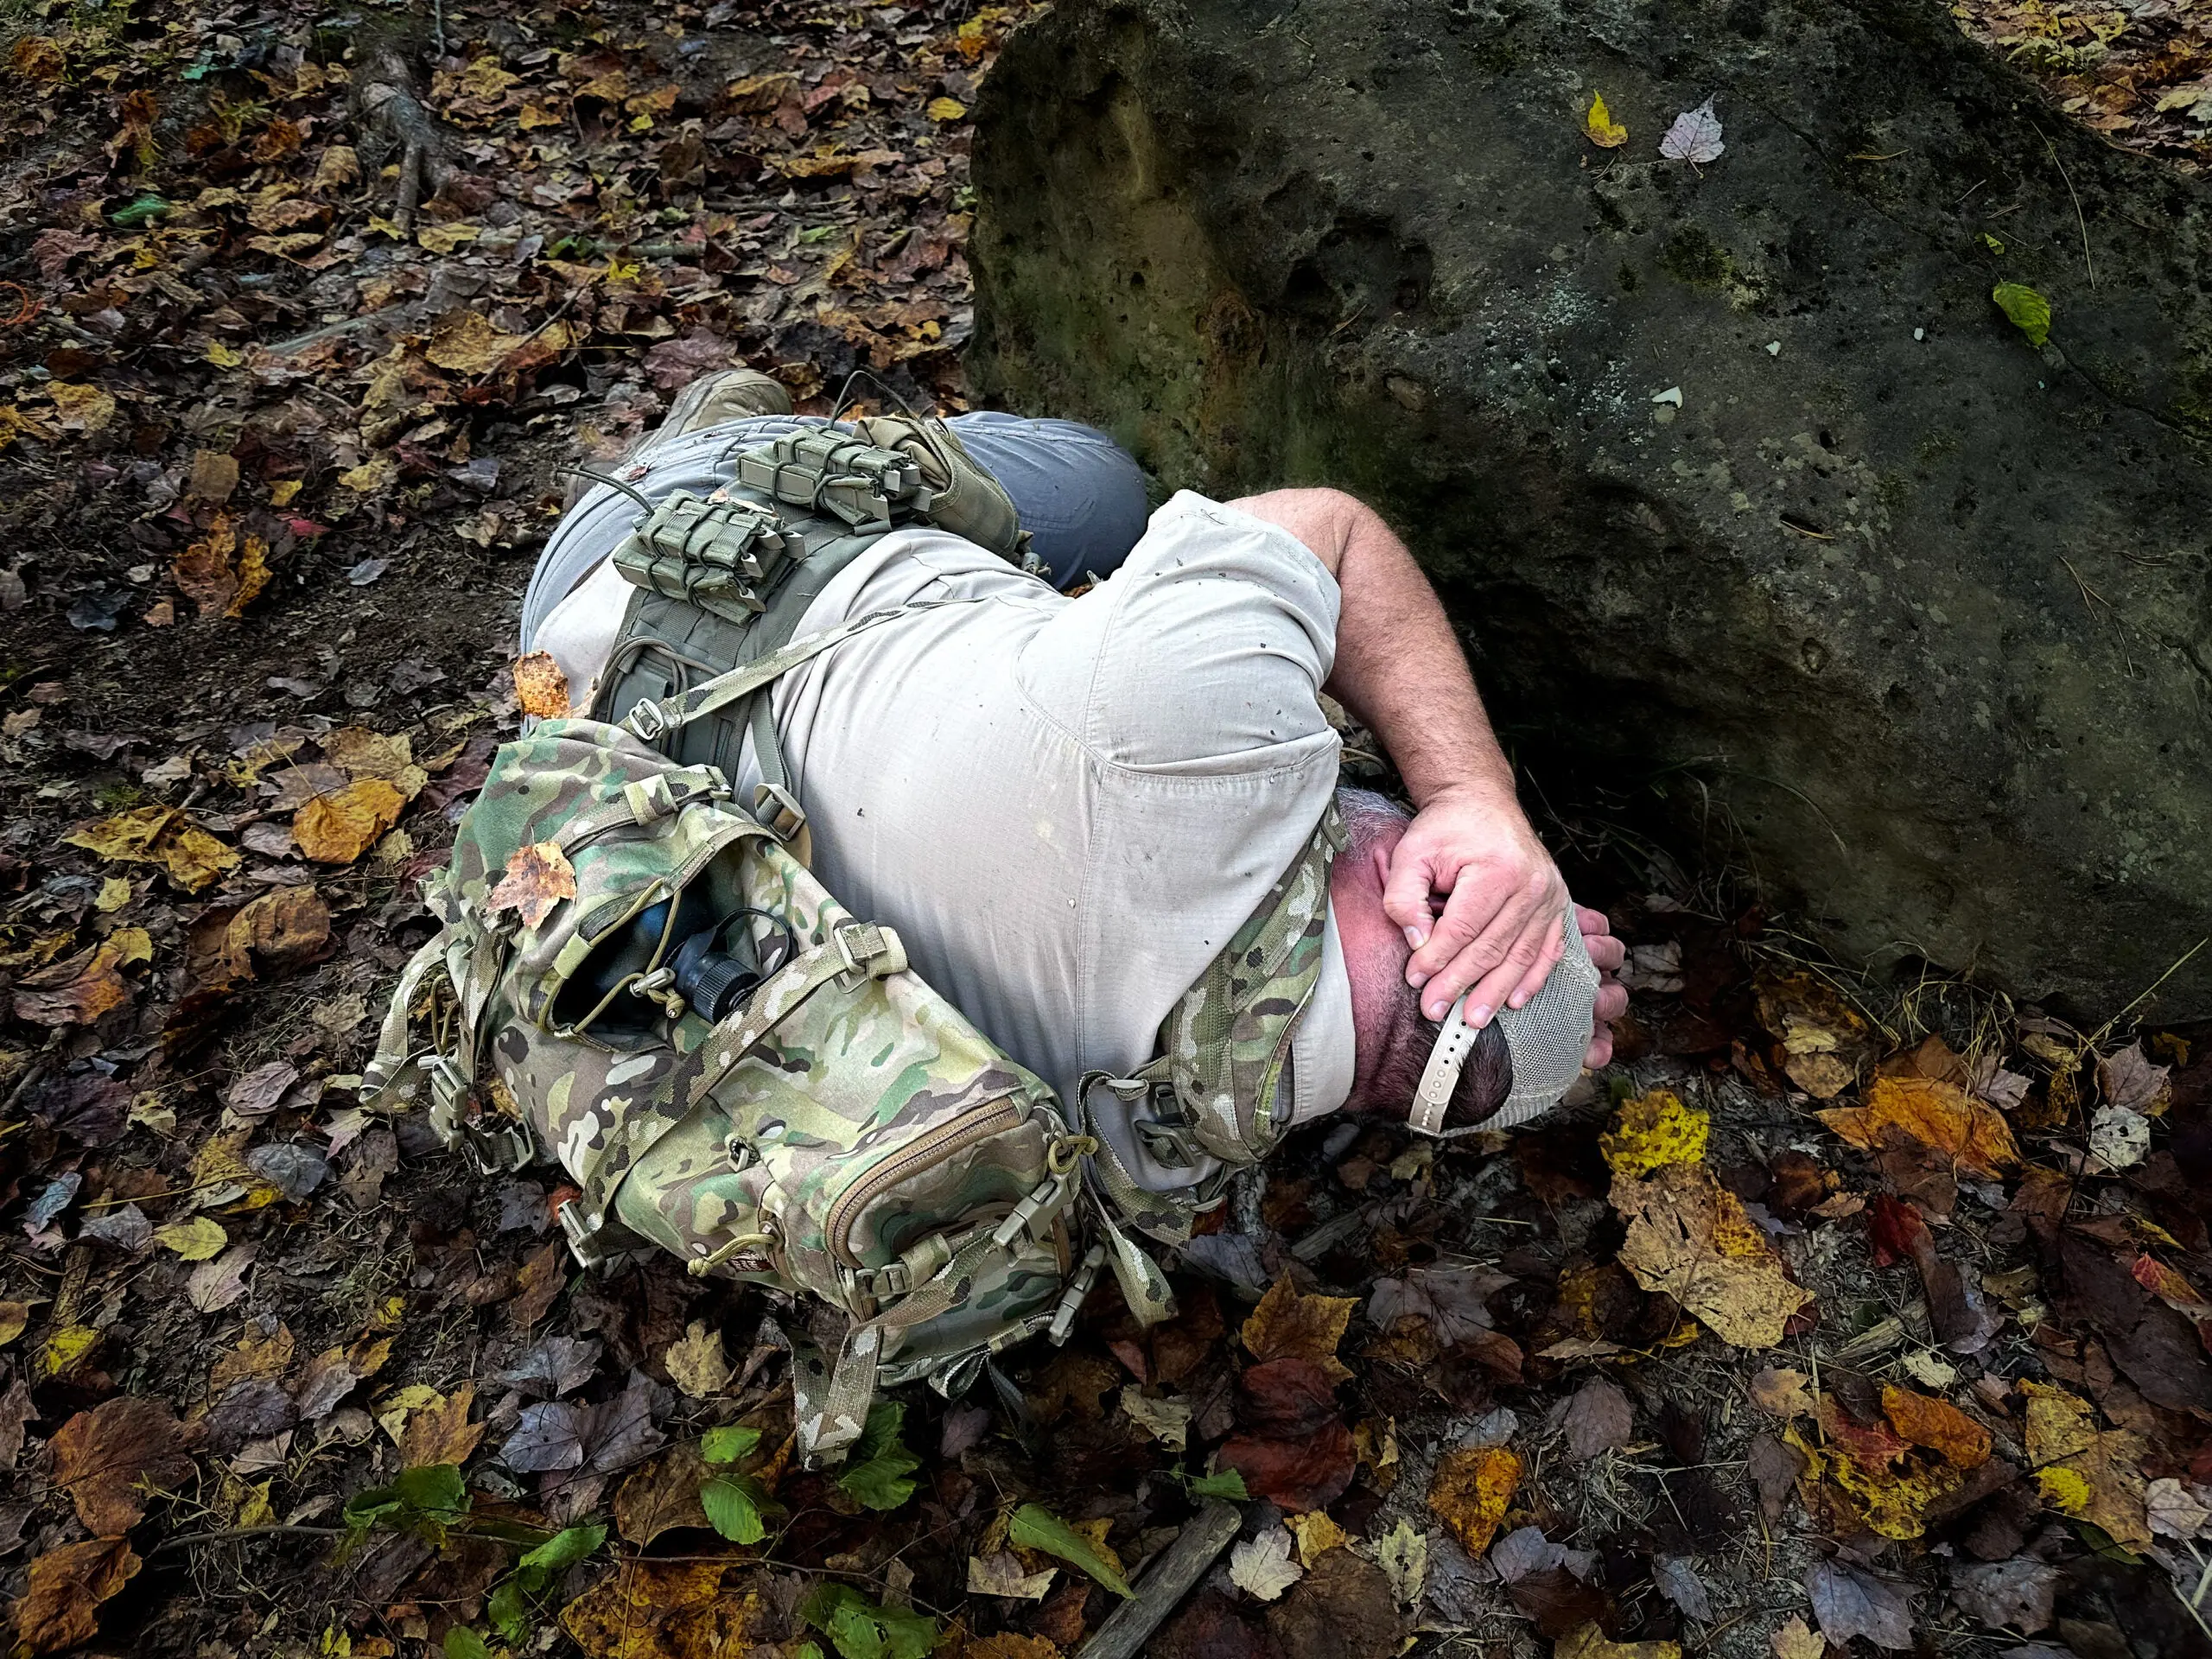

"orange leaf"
[1425, 1444, 1520, 1556]
[1880, 1383, 1991, 1469]
[293, 779, 406, 864]
[10, 1538, 141, 1655]
[514, 651, 574, 719]
[1817, 1074, 2019, 1179]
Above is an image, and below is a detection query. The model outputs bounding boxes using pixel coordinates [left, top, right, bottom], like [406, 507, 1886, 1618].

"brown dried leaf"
[1556, 1624, 1681, 1659]
[10, 939, 132, 1027]
[398, 1382, 485, 1468]
[293, 779, 406, 864]
[1611, 1161, 1812, 1347]
[613, 1441, 713, 1545]
[1242, 1274, 1357, 1383]
[65, 804, 240, 892]
[9, 1538, 141, 1656]
[560, 1560, 771, 1659]
[1749, 1367, 1813, 1419]
[49, 1395, 193, 1535]
[1561, 1376, 1634, 1462]
[514, 651, 574, 719]
[488, 841, 579, 930]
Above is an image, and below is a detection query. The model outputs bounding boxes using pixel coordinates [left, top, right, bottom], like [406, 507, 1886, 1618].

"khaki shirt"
[537, 476, 1355, 1191]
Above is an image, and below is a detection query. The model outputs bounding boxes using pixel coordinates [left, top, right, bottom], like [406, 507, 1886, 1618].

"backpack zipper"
[824, 1098, 1024, 1271]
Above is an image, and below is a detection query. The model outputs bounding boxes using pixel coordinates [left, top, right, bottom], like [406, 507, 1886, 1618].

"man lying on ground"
[521, 367, 1629, 1198]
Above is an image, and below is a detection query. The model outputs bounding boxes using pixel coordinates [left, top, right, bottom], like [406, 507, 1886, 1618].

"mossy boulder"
[969, 0, 2212, 1018]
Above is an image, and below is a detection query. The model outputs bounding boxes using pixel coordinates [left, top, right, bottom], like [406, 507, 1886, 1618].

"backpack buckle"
[752, 781, 807, 842]
[558, 1198, 612, 1268]
[460, 1116, 536, 1176]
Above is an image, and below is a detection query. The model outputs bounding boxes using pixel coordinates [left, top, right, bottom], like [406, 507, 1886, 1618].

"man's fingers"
[1504, 919, 1568, 1011]
[1381, 848, 1446, 948]
[1596, 980, 1629, 1022]
[1423, 893, 1554, 1022]
[1407, 858, 1549, 987]
[1585, 1031, 1615, 1070]
[1573, 903, 1611, 939]
[1584, 931, 1626, 974]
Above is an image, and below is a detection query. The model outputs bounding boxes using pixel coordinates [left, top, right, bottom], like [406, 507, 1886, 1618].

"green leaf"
[1007, 1503, 1135, 1598]
[486, 1579, 529, 1645]
[1992, 282, 2052, 348]
[796, 1646, 826, 1659]
[701, 1424, 763, 1466]
[798, 1585, 939, 1659]
[518, 1522, 606, 1586]
[395, 1464, 470, 1517]
[1186, 1469, 1249, 1500]
[444, 1629, 494, 1659]
[1980, 232, 2005, 255]
[109, 194, 171, 226]
[701, 1473, 772, 1544]
[835, 1403, 919, 1512]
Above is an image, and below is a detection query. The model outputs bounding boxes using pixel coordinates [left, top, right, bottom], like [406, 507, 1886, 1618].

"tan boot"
[565, 369, 798, 506]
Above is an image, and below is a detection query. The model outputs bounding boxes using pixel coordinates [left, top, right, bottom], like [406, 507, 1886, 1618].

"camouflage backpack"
[365, 422, 1337, 1459]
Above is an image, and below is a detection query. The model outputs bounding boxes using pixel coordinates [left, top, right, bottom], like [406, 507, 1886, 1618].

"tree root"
[354, 46, 455, 233]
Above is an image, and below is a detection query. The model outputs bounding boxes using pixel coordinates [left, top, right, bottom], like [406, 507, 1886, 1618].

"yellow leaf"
[210, 1323, 296, 1393]
[1241, 1274, 1358, 1382]
[1748, 1367, 1812, 1419]
[0, 1301, 29, 1346]
[48, 382, 118, 434]
[416, 221, 481, 254]
[663, 1320, 732, 1400]
[41, 1325, 100, 1377]
[2019, 1380, 2149, 1548]
[1584, 91, 1629, 149]
[64, 804, 238, 893]
[339, 454, 395, 493]
[94, 876, 132, 912]
[374, 1382, 442, 1446]
[488, 841, 579, 931]
[206, 340, 245, 368]
[1558, 1624, 1680, 1659]
[513, 651, 574, 719]
[293, 779, 407, 864]
[1770, 1617, 1824, 1659]
[561, 1561, 770, 1659]
[1818, 1074, 2020, 1179]
[321, 728, 424, 798]
[426, 308, 529, 375]
[1599, 1088, 1707, 1175]
[1426, 1444, 1520, 1555]
[10, 1537, 140, 1656]
[398, 1381, 486, 1467]
[154, 1215, 229, 1261]
[270, 479, 302, 505]
[927, 96, 968, 122]
[1611, 1160, 1811, 1347]
[1287, 1509, 1349, 1566]
[2037, 1465, 2093, 1512]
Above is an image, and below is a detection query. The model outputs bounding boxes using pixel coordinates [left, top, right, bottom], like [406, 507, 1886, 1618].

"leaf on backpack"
[1007, 1502, 1135, 1598]
[513, 652, 573, 720]
[1241, 1274, 1358, 1382]
[489, 841, 578, 930]
[293, 779, 406, 864]
[1584, 91, 1628, 149]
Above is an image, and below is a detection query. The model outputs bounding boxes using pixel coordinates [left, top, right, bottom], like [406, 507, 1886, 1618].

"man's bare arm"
[1228, 486, 1570, 1026]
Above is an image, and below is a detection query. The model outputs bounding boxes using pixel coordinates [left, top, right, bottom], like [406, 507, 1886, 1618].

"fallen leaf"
[1820, 1076, 2019, 1179]
[1262, 1548, 1402, 1659]
[1287, 1510, 1346, 1567]
[1951, 1557, 2060, 1634]
[514, 652, 574, 719]
[426, 308, 531, 373]
[1748, 1432, 1808, 1522]
[48, 382, 118, 434]
[2148, 1477, 2212, 1539]
[172, 517, 270, 619]
[154, 1215, 229, 1261]
[1242, 1274, 1357, 1382]
[1584, 91, 1628, 148]
[10, 942, 132, 1027]
[663, 1320, 732, 1399]
[0, 1303, 29, 1347]
[9, 1537, 141, 1655]
[970, 1551, 1058, 1599]
[49, 1395, 194, 1533]
[1121, 1388, 1192, 1450]
[1557, 1624, 1681, 1659]
[293, 779, 406, 864]
[321, 727, 425, 797]
[1993, 283, 2052, 348]
[613, 1441, 713, 1545]
[927, 96, 968, 121]
[1373, 1518, 1427, 1607]
[2087, 1105, 2150, 1171]
[188, 450, 240, 504]
[1753, 971, 1872, 1096]
[1770, 1617, 1824, 1659]
[1490, 1525, 1567, 1584]
[1008, 1503, 1133, 1597]
[1652, 1555, 1714, 1623]
[187, 1242, 257, 1313]
[1599, 1088, 1708, 1177]
[209, 1324, 296, 1394]
[399, 1382, 485, 1467]
[1749, 1368, 1813, 1419]
[1611, 1160, 1811, 1346]
[1561, 1376, 1635, 1462]
[64, 804, 239, 892]
[1427, 1444, 1521, 1556]
[2020, 1381, 2150, 1549]
[1658, 98, 1725, 164]
[1806, 1561, 1913, 1650]
[560, 1559, 766, 1659]
[488, 841, 579, 930]
[224, 1059, 299, 1116]
[1881, 1383, 1990, 1469]
[1230, 1528, 1304, 1602]
[2097, 1044, 2170, 1114]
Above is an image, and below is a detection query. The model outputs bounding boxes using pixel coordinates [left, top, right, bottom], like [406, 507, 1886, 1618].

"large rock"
[968, 0, 2212, 1020]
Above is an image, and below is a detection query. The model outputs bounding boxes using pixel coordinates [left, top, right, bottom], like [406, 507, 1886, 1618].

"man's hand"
[1578, 904, 1629, 1069]
[1383, 785, 1569, 1025]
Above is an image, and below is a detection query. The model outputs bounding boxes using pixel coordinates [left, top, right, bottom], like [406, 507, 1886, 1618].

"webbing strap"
[622, 599, 985, 744]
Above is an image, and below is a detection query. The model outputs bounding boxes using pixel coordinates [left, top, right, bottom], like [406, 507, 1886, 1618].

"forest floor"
[3, 3, 2212, 1659]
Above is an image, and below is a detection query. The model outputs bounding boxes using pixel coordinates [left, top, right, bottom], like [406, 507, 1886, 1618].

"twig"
[150, 1524, 349, 1555]
[1076, 1501, 1243, 1659]
[2038, 127, 2096, 289]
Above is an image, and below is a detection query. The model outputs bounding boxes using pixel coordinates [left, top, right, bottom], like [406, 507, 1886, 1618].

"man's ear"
[1370, 839, 1395, 891]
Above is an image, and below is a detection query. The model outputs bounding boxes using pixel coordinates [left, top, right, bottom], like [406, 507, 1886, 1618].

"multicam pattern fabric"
[370, 713, 1081, 1462]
